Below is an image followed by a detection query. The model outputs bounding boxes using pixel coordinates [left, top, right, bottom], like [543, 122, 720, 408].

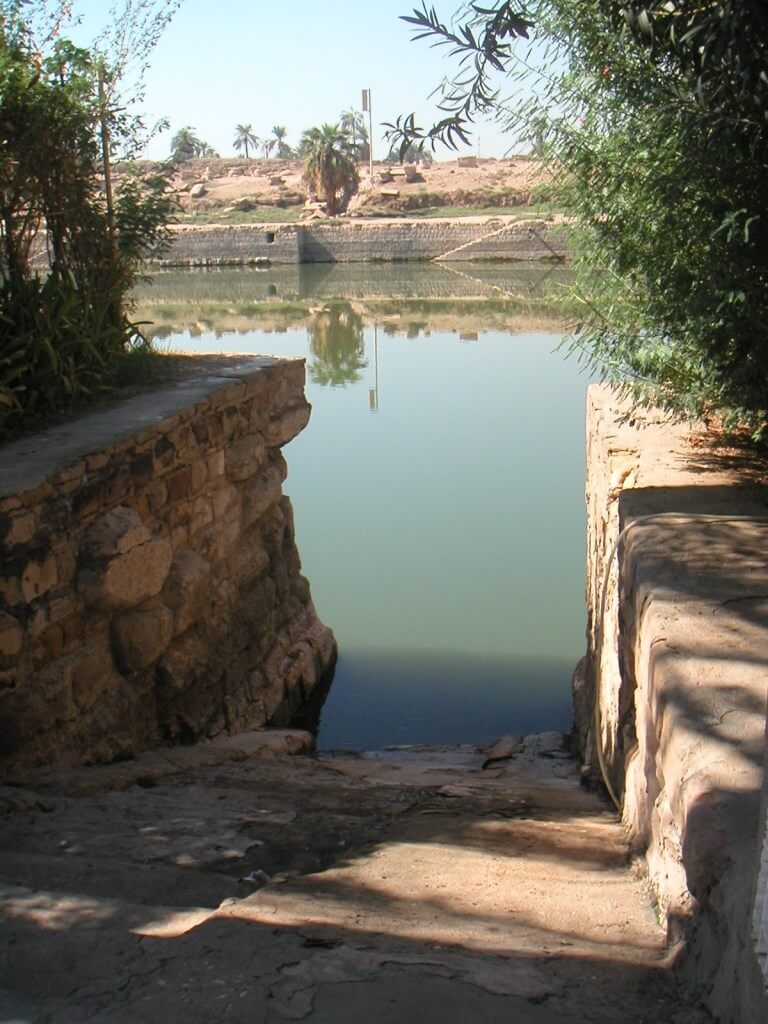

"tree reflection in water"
[307, 303, 367, 387]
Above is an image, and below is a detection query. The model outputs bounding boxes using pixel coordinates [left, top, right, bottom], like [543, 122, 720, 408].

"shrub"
[0, 5, 177, 438]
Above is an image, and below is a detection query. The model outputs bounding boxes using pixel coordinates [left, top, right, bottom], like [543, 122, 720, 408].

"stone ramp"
[0, 733, 710, 1023]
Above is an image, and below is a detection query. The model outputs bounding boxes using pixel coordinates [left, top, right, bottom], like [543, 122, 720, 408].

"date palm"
[272, 125, 292, 159]
[171, 126, 204, 162]
[308, 304, 367, 387]
[233, 123, 258, 159]
[340, 108, 368, 161]
[300, 123, 359, 217]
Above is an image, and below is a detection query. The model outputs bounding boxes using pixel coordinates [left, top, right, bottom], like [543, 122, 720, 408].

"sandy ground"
[0, 731, 711, 1023]
[166, 156, 551, 217]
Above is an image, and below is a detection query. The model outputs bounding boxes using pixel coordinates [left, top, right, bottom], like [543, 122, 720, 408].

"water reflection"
[307, 304, 367, 388]
[132, 262, 575, 342]
[133, 264, 590, 750]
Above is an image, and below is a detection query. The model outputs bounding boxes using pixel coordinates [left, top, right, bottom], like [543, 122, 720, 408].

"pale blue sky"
[70, 0, 525, 161]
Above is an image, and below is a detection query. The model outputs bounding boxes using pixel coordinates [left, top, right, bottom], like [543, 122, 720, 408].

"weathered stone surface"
[78, 535, 172, 611]
[78, 507, 172, 611]
[80, 506, 150, 562]
[0, 735, 709, 1024]
[0, 612, 23, 663]
[264, 402, 311, 448]
[225, 432, 267, 481]
[2, 510, 36, 548]
[581, 384, 768, 1024]
[112, 605, 174, 674]
[20, 554, 58, 603]
[241, 466, 283, 529]
[151, 218, 571, 269]
[162, 550, 211, 636]
[0, 357, 336, 777]
[71, 643, 115, 710]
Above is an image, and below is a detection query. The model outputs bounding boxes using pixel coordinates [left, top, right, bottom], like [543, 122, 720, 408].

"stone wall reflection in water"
[134, 263, 589, 750]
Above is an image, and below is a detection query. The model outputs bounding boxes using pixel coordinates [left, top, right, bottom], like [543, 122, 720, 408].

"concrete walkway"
[1, 733, 710, 1023]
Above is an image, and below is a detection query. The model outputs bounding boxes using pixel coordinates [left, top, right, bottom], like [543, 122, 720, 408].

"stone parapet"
[578, 384, 768, 1023]
[155, 218, 569, 267]
[0, 357, 336, 775]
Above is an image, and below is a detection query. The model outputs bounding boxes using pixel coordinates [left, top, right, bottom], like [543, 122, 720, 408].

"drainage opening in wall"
[265, 231, 276, 244]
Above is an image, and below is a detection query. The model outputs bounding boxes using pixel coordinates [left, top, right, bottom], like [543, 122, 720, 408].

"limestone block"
[48, 587, 78, 624]
[241, 467, 283, 530]
[209, 729, 314, 758]
[264, 402, 311, 447]
[190, 496, 214, 537]
[21, 553, 58, 602]
[166, 466, 191, 503]
[157, 634, 205, 693]
[153, 436, 175, 472]
[78, 507, 172, 611]
[190, 460, 208, 494]
[112, 605, 174, 674]
[2, 510, 36, 548]
[80, 506, 150, 562]
[162, 551, 211, 636]
[226, 433, 267, 482]
[79, 538, 172, 611]
[211, 482, 240, 522]
[207, 450, 225, 480]
[0, 612, 23, 664]
[0, 573, 21, 607]
[53, 542, 76, 587]
[146, 479, 168, 514]
[71, 644, 115, 710]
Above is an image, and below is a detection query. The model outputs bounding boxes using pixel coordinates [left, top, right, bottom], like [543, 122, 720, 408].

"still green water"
[138, 265, 589, 749]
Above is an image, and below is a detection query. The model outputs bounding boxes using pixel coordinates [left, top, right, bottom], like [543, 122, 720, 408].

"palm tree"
[340, 108, 368, 161]
[308, 305, 367, 387]
[262, 138, 276, 159]
[272, 125, 292, 159]
[233, 123, 259, 159]
[300, 123, 359, 217]
[171, 126, 205, 162]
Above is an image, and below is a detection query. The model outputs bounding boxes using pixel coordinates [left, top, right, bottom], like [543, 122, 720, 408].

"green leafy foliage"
[384, 2, 533, 155]
[171, 125, 216, 162]
[393, 0, 768, 436]
[233, 123, 259, 159]
[300, 123, 359, 217]
[307, 304, 367, 388]
[340, 109, 369, 162]
[0, 2, 178, 438]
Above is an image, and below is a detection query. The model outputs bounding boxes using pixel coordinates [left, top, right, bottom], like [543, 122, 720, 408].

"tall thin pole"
[362, 88, 374, 180]
[368, 92, 374, 181]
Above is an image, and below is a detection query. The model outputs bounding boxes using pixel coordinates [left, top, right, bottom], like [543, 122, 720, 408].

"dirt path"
[1, 732, 710, 1023]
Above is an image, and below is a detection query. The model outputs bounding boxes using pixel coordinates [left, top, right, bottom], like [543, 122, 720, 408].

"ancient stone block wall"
[155, 218, 569, 267]
[0, 358, 336, 776]
[578, 385, 768, 1024]
[159, 223, 300, 266]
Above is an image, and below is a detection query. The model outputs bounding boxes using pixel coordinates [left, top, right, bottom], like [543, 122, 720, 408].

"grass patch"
[176, 206, 303, 225]
[407, 203, 565, 219]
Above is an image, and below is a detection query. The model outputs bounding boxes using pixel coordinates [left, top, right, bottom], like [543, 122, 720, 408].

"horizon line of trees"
[169, 107, 375, 165]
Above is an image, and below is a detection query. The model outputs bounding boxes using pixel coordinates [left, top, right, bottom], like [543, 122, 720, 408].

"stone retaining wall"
[577, 384, 768, 1023]
[157, 218, 568, 267]
[0, 358, 336, 776]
